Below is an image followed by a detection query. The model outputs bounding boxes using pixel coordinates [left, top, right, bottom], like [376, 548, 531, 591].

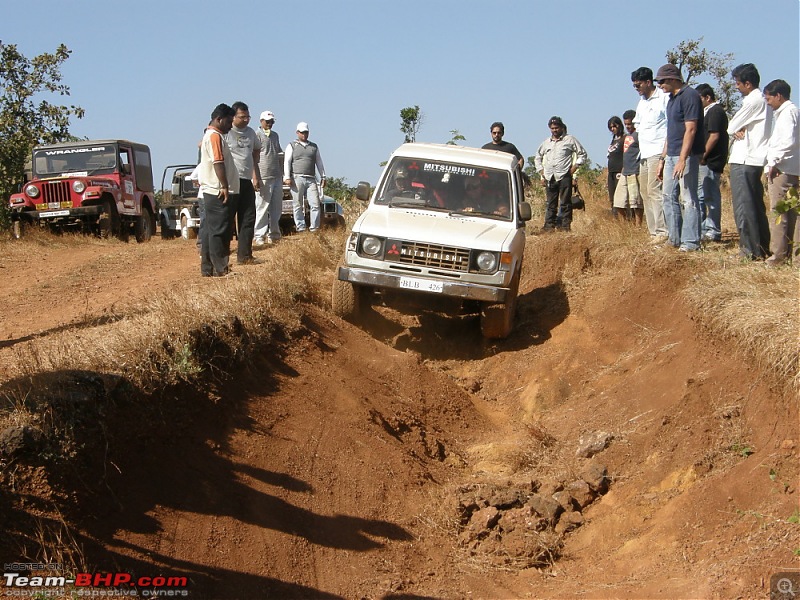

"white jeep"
[332, 143, 531, 338]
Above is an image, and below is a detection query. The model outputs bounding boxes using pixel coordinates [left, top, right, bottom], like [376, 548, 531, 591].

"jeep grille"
[393, 241, 470, 272]
[41, 181, 72, 204]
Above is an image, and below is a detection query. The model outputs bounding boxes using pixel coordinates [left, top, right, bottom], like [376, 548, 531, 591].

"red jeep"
[9, 140, 157, 242]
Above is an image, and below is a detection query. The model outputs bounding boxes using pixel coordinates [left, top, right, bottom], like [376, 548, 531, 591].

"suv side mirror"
[171, 182, 181, 197]
[517, 201, 532, 222]
[356, 181, 371, 202]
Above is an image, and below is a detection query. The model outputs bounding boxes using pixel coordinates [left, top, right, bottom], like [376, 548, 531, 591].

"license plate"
[399, 276, 443, 293]
[39, 210, 70, 218]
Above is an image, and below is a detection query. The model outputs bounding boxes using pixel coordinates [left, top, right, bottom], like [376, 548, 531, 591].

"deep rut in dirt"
[0, 233, 797, 599]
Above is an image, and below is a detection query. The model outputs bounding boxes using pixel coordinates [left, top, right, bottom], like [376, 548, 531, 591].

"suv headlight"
[475, 251, 498, 272]
[24, 185, 40, 199]
[72, 180, 86, 193]
[361, 235, 383, 256]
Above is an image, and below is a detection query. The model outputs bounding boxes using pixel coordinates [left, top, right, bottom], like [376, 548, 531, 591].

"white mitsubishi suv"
[332, 143, 531, 338]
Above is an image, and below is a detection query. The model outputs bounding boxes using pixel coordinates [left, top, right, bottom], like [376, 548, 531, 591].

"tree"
[0, 41, 84, 210]
[665, 37, 738, 115]
[323, 176, 355, 203]
[399, 105, 423, 143]
[446, 129, 466, 145]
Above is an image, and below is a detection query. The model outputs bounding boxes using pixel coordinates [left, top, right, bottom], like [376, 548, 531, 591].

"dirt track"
[0, 231, 798, 599]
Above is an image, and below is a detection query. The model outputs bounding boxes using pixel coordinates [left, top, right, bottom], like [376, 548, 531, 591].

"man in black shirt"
[695, 83, 729, 242]
[482, 121, 525, 169]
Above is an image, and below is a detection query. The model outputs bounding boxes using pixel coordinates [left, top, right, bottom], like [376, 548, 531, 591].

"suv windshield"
[377, 158, 512, 219]
[33, 144, 119, 177]
[178, 171, 200, 198]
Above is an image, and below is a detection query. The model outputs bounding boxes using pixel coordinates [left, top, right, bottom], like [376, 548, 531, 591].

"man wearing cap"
[224, 101, 262, 264]
[631, 67, 670, 243]
[727, 63, 771, 260]
[283, 122, 326, 232]
[655, 63, 704, 251]
[533, 116, 588, 231]
[254, 110, 283, 245]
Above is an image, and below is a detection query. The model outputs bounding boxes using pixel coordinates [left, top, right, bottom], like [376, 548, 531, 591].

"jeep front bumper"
[338, 266, 508, 303]
[12, 205, 103, 222]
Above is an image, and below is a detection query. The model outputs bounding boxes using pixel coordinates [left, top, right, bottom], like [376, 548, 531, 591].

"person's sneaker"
[650, 234, 669, 245]
[764, 256, 785, 268]
[253, 237, 266, 247]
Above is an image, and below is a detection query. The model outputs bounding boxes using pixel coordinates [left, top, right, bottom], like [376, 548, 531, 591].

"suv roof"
[35, 139, 149, 150]
[390, 143, 518, 171]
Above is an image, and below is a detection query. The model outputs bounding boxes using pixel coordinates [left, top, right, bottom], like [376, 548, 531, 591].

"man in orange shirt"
[198, 104, 239, 277]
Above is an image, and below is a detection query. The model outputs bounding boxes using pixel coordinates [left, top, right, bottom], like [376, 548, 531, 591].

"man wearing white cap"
[255, 110, 283, 244]
[283, 122, 326, 232]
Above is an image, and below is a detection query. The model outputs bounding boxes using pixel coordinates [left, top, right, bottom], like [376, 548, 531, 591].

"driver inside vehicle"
[390, 167, 413, 195]
[459, 175, 510, 217]
[384, 165, 426, 202]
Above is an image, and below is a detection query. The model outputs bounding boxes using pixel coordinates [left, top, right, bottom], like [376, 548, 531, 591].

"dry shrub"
[684, 266, 799, 391]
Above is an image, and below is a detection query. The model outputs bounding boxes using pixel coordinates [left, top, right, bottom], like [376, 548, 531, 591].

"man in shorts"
[612, 109, 643, 225]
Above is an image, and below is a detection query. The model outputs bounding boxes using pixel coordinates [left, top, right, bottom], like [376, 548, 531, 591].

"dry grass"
[5, 229, 345, 393]
[684, 266, 799, 391]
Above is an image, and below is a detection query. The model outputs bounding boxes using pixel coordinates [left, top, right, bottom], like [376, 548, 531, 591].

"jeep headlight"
[361, 235, 383, 256]
[72, 180, 86, 193]
[24, 184, 40, 199]
[475, 251, 498, 272]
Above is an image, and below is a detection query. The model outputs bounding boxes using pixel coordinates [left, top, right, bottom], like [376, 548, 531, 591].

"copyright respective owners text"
[772, 571, 800, 600]
[2, 563, 190, 597]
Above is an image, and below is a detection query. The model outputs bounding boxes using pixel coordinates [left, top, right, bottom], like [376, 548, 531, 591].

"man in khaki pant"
[631, 67, 669, 243]
[764, 79, 799, 266]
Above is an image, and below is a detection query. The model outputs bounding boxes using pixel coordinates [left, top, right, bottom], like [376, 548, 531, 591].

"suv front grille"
[41, 181, 72, 204]
[392, 240, 470, 272]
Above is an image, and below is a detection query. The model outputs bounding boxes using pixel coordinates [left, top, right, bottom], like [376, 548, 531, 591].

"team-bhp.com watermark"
[2, 563, 189, 597]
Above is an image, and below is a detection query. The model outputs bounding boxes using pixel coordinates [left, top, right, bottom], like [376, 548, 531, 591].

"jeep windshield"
[377, 158, 513, 220]
[33, 145, 119, 177]
[177, 171, 200, 198]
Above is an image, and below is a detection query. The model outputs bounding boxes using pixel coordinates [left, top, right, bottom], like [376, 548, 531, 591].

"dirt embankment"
[0, 231, 797, 599]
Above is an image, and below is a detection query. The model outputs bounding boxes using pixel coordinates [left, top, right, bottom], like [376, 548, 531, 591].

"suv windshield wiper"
[388, 196, 428, 208]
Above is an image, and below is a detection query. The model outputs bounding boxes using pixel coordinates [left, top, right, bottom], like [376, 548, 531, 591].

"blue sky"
[5, 0, 799, 189]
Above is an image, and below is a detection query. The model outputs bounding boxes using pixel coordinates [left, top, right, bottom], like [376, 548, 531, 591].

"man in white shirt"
[763, 79, 799, 266]
[727, 63, 772, 260]
[631, 67, 669, 242]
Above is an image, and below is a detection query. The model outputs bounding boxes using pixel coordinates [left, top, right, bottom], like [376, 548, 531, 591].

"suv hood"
[355, 207, 516, 250]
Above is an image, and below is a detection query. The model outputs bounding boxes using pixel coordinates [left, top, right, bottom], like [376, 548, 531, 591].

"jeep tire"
[181, 214, 197, 240]
[11, 219, 23, 240]
[161, 213, 175, 239]
[135, 206, 155, 243]
[98, 198, 120, 239]
[480, 270, 520, 339]
[332, 277, 362, 320]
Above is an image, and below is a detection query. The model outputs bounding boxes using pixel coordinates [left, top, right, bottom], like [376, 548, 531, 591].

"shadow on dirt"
[0, 314, 128, 349]
[0, 346, 411, 598]
[354, 282, 570, 361]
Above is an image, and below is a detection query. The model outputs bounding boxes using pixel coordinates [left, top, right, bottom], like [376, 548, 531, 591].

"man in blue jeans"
[695, 83, 729, 242]
[283, 122, 326, 232]
[655, 64, 704, 251]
